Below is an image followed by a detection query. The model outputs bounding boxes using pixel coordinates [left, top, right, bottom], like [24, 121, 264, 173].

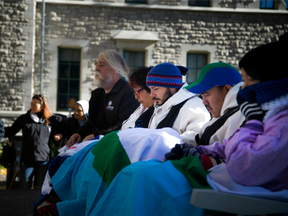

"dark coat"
[77, 77, 139, 138]
[4, 111, 52, 162]
[51, 115, 82, 147]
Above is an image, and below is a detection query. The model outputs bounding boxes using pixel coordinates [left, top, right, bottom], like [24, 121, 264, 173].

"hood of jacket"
[154, 83, 197, 112]
[220, 82, 243, 116]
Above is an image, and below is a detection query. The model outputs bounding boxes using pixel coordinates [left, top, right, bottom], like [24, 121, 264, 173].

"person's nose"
[202, 97, 208, 106]
[150, 91, 155, 98]
[95, 64, 100, 72]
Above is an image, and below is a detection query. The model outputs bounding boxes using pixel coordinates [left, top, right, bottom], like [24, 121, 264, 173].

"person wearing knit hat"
[134, 62, 210, 145]
[146, 63, 188, 106]
[165, 61, 244, 169]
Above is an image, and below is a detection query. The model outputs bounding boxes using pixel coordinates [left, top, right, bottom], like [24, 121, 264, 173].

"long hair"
[32, 94, 52, 125]
[98, 50, 129, 78]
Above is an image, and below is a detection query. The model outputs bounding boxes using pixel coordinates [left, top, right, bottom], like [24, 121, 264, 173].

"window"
[260, 0, 274, 9]
[189, 0, 210, 7]
[186, 53, 208, 84]
[125, 0, 147, 4]
[57, 48, 81, 111]
[286, 0, 288, 9]
[124, 51, 145, 73]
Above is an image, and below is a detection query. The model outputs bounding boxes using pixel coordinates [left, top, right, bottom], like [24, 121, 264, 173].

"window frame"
[188, 0, 210, 7]
[260, 0, 274, 9]
[125, 0, 147, 4]
[123, 50, 146, 73]
[57, 47, 81, 111]
[186, 52, 208, 84]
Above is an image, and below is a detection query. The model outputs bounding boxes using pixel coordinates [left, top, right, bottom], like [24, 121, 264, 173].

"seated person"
[52, 100, 89, 147]
[121, 66, 154, 130]
[87, 32, 288, 216]
[135, 62, 210, 145]
[66, 49, 139, 147]
[166, 61, 245, 169]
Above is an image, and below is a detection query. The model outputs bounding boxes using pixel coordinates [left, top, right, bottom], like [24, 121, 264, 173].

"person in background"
[66, 50, 139, 147]
[4, 94, 53, 189]
[52, 100, 89, 147]
[121, 66, 154, 130]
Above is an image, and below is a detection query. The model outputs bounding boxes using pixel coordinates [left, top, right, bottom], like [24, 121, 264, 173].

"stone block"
[18, 3, 28, 11]
[0, 14, 10, 21]
[76, 21, 85, 26]
[165, 48, 175, 54]
[51, 17, 61, 22]
[0, 62, 7, 68]
[0, 49, 8, 54]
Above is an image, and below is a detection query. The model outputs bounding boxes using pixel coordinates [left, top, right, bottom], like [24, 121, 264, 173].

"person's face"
[200, 86, 229, 118]
[94, 56, 115, 88]
[30, 98, 43, 113]
[133, 86, 154, 108]
[74, 104, 86, 120]
[241, 68, 260, 89]
[149, 86, 175, 106]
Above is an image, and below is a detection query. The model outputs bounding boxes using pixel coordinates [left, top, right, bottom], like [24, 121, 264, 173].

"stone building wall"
[1, 0, 288, 126]
[33, 2, 288, 112]
[0, 0, 35, 126]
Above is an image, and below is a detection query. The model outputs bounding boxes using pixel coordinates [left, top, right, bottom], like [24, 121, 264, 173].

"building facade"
[0, 0, 287, 126]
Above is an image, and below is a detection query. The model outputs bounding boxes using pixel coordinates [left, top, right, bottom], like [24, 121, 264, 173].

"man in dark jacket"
[66, 50, 139, 147]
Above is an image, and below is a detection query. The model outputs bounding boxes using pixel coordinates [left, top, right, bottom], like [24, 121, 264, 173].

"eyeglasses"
[134, 88, 144, 96]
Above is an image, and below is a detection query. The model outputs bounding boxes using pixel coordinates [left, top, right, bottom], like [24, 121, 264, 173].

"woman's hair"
[32, 94, 52, 125]
[128, 66, 154, 93]
[98, 50, 129, 78]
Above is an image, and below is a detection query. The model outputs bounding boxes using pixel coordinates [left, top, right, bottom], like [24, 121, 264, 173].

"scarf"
[238, 77, 288, 105]
[30, 111, 45, 123]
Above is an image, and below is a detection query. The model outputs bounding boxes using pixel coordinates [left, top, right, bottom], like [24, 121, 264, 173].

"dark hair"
[128, 66, 154, 93]
[239, 32, 288, 82]
[32, 94, 52, 125]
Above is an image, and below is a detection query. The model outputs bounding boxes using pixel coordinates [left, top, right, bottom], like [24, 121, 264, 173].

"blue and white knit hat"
[146, 63, 188, 89]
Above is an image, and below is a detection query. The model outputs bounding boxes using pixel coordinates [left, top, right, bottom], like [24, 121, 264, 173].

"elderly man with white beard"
[66, 49, 139, 147]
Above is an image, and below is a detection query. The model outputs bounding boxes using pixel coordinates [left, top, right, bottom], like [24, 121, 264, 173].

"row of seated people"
[35, 32, 288, 216]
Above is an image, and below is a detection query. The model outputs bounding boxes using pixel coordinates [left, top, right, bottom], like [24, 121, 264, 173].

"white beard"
[94, 71, 113, 88]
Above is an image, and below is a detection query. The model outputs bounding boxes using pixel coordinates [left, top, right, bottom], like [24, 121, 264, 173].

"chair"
[191, 189, 288, 216]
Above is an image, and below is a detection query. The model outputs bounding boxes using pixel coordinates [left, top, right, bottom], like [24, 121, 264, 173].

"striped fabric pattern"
[146, 63, 187, 89]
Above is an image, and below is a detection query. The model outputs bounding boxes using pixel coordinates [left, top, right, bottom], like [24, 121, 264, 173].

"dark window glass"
[189, 0, 210, 7]
[124, 51, 145, 73]
[260, 0, 274, 9]
[186, 53, 208, 84]
[57, 48, 81, 111]
[125, 0, 147, 4]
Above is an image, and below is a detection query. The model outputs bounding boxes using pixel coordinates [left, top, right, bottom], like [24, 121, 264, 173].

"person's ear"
[224, 85, 232, 93]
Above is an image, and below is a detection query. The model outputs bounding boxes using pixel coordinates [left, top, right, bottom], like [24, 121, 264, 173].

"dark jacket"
[51, 115, 81, 147]
[77, 77, 139, 138]
[4, 111, 51, 162]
